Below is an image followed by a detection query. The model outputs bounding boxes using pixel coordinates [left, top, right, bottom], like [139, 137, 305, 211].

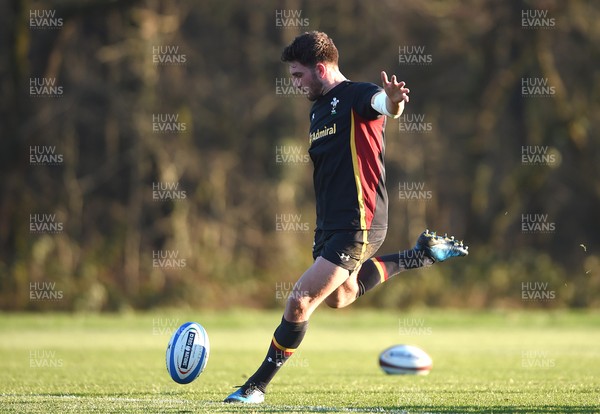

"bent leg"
[324, 267, 361, 308]
[325, 230, 469, 307]
[284, 256, 352, 322]
[325, 248, 434, 308]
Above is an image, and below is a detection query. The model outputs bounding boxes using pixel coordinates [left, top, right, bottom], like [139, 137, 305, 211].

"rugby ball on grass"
[166, 322, 209, 384]
[379, 344, 432, 375]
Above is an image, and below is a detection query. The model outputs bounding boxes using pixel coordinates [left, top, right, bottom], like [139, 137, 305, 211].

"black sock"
[246, 316, 308, 392]
[356, 248, 433, 297]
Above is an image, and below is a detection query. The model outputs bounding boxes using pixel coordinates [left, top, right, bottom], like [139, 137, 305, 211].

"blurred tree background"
[1, 0, 599, 311]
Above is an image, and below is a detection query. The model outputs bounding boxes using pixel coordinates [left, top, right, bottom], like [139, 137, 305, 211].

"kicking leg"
[326, 229, 469, 307]
[283, 256, 352, 322]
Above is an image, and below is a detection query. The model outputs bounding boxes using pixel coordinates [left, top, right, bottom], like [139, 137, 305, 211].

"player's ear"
[315, 63, 327, 79]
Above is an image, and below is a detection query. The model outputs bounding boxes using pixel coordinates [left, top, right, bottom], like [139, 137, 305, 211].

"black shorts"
[313, 229, 387, 273]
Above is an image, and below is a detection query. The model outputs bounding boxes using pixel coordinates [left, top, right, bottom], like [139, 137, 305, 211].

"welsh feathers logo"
[330, 97, 339, 115]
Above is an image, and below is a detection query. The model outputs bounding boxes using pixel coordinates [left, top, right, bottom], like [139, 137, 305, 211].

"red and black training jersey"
[308, 81, 388, 231]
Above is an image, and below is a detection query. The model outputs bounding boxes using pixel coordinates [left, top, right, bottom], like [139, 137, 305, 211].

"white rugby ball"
[379, 344, 432, 375]
[166, 322, 209, 384]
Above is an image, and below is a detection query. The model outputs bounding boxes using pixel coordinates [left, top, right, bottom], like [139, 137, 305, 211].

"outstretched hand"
[381, 71, 410, 104]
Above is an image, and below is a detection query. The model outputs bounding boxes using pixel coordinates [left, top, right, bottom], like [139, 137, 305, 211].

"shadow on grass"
[212, 403, 600, 413]
[2, 395, 597, 413]
[193, 402, 600, 414]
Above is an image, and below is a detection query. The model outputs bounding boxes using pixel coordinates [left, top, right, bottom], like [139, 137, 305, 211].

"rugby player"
[225, 31, 468, 404]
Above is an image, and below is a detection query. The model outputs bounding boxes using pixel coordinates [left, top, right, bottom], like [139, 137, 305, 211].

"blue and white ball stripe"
[166, 322, 209, 384]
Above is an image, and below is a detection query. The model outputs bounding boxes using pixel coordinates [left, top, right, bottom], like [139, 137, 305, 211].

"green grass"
[1, 309, 599, 413]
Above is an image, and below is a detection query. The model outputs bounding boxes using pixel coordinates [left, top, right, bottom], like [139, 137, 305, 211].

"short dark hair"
[281, 31, 339, 66]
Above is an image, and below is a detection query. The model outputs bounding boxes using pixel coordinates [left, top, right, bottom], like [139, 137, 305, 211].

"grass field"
[0, 309, 599, 413]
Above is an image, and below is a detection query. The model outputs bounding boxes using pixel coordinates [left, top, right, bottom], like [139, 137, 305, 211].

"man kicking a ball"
[225, 31, 468, 404]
